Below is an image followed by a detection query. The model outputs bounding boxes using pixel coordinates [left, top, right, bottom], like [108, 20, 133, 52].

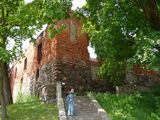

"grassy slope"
[0, 97, 58, 120]
[95, 87, 160, 120]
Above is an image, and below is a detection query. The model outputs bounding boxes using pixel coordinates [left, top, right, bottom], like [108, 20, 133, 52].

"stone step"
[74, 101, 94, 104]
[74, 107, 96, 110]
[68, 115, 102, 120]
[74, 96, 91, 100]
[75, 101, 93, 103]
[75, 100, 92, 102]
[74, 101, 93, 103]
[75, 102, 94, 104]
[75, 109, 98, 112]
[74, 106, 96, 108]
[74, 101, 93, 104]
[75, 112, 100, 116]
[64, 96, 105, 120]
[70, 111, 98, 115]
[75, 99, 92, 101]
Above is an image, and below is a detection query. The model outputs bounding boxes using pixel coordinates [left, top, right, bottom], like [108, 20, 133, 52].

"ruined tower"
[9, 17, 91, 102]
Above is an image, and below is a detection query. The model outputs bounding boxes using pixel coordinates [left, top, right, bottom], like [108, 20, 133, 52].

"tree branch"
[133, 0, 160, 30]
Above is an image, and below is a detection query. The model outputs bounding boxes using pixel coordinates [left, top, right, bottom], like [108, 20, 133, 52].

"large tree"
[0, 0, 71, 119]
[77, 0, 160, 85]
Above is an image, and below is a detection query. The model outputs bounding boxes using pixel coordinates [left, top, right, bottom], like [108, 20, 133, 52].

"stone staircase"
[65, 96, 110, 120]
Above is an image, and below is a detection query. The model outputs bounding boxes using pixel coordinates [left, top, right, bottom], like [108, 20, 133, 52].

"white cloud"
[71, 0, 86, 10]
[25, 0, 86, 10]
[25, 0, 32, 4]
[88, 46, 97, 58]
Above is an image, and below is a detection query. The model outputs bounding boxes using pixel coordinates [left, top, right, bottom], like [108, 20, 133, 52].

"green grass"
[95, 86, 160, 120]
[0, 95, 58, 120]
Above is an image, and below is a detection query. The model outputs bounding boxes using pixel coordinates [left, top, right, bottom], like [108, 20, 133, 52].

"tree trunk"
[3, 63, 13, 105]
[148, 0, 160, 30]
[0, 0, 13, 105]
[136, 0, 160, 30]
[0, 62, 9, 120]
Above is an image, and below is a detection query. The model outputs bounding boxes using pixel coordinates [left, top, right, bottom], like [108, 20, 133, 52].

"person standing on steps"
[67, 88, 75, 117]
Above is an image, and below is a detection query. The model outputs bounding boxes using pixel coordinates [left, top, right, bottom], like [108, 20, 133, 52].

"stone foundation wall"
[34, 59, 91, 102]
[125, 71, 160, 86]
[115, 85, 155, 94]
[90, 80, 116, 93]
[119, 70, 160, 94]
[136, 74, 160, 87]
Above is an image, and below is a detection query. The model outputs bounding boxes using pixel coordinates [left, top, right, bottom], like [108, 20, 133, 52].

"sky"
[71, 0, 86, 10]
[24, 0, 97, 58]
[25, 0, 86, 10]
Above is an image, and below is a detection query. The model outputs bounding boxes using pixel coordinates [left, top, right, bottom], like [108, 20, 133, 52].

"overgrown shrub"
[95, 86, 160, 120]
[15, 93, 38, 103]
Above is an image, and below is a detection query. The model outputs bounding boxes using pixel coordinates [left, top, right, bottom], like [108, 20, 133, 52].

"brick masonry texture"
[9, 17, 96, 102]
[9, 17, 160, 102]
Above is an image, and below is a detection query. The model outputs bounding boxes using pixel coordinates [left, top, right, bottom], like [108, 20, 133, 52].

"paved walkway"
[65, 96, 110, 120]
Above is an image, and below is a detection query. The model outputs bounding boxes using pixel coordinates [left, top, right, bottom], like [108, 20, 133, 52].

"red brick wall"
[133, 65, 159, 76]
[55, 18, 89, 64]
[35, 17, 89, 72]
[9, 44, 37, 100]
[9, 17, 90, 101]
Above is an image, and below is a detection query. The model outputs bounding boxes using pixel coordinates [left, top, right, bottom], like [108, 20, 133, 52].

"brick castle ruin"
[9, 17, 102, 102]
[9, 16, 160, 102]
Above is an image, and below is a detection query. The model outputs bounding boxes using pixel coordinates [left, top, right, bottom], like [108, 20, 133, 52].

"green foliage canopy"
[77, 0, 160, 85]
[0, 0, 72, 62]
[0, 1, 72, 119]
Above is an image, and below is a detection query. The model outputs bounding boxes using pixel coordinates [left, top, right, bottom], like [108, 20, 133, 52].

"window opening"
[37, 43, 42, 64]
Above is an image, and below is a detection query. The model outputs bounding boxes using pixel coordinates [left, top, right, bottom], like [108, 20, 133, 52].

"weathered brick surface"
[123, 65, 160, 93]
[9, 17, 91, 102]
[133, 66, 160, 86]
[9, 45, 37, 102]
[9, 17, 160, 102]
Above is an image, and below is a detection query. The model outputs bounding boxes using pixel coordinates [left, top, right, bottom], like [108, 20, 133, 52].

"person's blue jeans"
[68, 101, 74, 116]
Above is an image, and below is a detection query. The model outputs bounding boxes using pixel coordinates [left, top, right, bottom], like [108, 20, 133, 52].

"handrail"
[56, 82, 67, 120]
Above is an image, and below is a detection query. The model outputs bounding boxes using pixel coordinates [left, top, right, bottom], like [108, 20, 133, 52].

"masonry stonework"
[9, 17, 160, 102]
[9, 17, 93, 102]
